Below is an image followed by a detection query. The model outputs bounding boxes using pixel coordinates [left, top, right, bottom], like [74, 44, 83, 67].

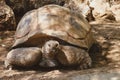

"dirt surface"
[0, 21, 120, 80]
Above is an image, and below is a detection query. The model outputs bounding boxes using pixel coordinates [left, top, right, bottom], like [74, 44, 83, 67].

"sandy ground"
[0, 21, 120, 80]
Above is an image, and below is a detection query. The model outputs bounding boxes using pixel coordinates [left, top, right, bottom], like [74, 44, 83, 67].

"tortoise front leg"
[4, 47, 42, 70]
[56, 45, 92, 69]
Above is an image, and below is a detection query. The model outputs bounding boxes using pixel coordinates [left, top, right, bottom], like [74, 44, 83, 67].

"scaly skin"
[5, 47, 42, 70]
[57, 45, 92, 69]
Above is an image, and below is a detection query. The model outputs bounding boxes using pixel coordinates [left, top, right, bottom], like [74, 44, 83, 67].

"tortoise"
[5, 4, 96, 69]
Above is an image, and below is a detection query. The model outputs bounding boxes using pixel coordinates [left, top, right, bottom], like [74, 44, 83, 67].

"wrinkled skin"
[57, 45, 92, 69]
[40, 40, 60, 67]
[5, 47, 42, 70]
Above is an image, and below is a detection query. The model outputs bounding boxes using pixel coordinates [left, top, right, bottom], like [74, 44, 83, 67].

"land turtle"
[5, 4, 96, 69]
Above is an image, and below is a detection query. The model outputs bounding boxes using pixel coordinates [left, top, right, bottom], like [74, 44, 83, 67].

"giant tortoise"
[5, 4, 96, 69]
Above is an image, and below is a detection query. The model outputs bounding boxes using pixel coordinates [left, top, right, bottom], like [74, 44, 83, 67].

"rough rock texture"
[65, 0, 95, 22]
[89, 0, 110, 16]
[110, 1, 120, 21]
[89, 0, 120, 22]
[0, 0, 16, 30]
[64, 0, 116, 22]
[66, 0, 118, 22]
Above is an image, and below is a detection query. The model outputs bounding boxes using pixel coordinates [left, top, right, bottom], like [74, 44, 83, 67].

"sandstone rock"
[100, 11, 116, 22]
[0, 0, 16, 30]
[65, 0, 95, 22]
[66, 0, 117, 22]
[89, 0, 116, 21]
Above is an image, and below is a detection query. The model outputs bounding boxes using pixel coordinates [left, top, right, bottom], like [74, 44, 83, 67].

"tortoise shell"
[12, 4, 95, 50]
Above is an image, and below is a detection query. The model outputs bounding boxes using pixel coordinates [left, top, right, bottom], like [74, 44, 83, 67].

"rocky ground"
[0, 21, 120, 80]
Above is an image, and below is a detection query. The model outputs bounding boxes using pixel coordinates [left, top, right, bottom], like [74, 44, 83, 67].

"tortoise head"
[42, 40, 60, 59]
[40, 40, 60, 67]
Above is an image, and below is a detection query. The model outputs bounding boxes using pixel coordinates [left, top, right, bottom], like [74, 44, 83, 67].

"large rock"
[89, 0, 116, 22]
[65, 0, 95, 22]
[0, 0, 16, 30]
[65, 0, 117, 22]
[110, 2, 120, 21]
